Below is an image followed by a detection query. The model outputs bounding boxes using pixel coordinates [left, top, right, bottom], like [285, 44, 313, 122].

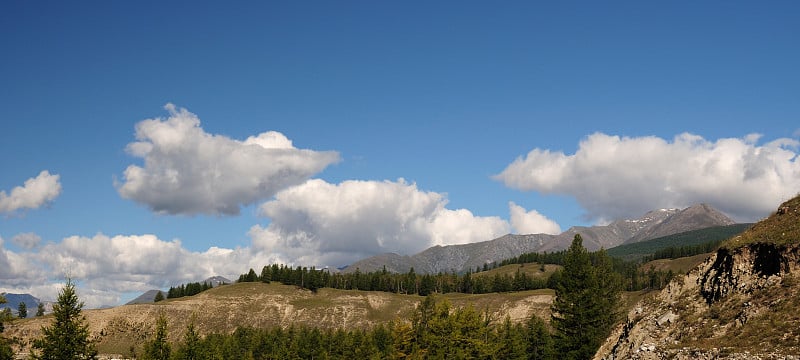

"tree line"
[238, 249, 677, 295]
[166, 281, 216, 300]
[238, 263, 557, 295]
[640, 239, 724, 263]
[136, 296, 556, 360]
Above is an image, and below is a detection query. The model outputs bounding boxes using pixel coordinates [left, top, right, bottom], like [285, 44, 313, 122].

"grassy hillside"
[724, 194, 800, 249]
[640, 253, 711, 274]
[5, 282, 555, 356]
[472, 262, 561, 279]
[607, 223, 751, 261]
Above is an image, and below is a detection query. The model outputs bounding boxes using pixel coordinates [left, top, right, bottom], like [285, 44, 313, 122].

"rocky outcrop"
[699, 244, 800, 304]
[596, 242, 800, 359]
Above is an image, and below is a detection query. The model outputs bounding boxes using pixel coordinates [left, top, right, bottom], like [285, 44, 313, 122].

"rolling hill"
[4, 282, 555, 356]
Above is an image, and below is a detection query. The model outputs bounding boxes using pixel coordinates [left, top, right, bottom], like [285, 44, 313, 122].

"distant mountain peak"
[344, 203, 737, 274]
[126, 289, 163, 305]
[203, 276, 232, 286]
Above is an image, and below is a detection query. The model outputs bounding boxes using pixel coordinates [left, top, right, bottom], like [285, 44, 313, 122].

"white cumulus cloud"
[251, 179, 510, 267]
[0, 240, 46, 287]
[508, 202, 561, 235]
[495, 132, 800, 222]
[117, 104, 340, 216]
[0, 171, 62, 214]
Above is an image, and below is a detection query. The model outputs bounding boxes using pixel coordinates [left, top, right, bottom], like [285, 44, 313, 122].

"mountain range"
[343, 204, 735, 274]
[0, 293, 42, 318]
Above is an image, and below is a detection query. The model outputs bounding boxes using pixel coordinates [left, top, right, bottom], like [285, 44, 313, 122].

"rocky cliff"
[596, 197, 800, 359]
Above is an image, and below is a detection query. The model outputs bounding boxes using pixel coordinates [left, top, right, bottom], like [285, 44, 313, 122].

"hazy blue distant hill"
[0, 293, 40, 318]
[126, 289, 163, 305]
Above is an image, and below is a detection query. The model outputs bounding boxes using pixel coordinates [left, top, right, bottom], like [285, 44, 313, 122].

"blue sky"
[1, 1, 799, 306]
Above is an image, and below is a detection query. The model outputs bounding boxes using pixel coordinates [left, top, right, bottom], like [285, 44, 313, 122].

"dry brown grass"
[5, 283, 557, 356]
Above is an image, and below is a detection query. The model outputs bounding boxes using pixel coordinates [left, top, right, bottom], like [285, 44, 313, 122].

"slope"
[606, 223, 752, 261]
[596, 195, 800, 359]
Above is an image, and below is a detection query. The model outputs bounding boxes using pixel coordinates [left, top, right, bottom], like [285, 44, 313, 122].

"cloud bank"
[250, 179, 511, 266]
[117, 104, 340, 216]
[0, 233, 283, 308]
[0, 171, 62, 214]
[495, 132, 800, 222]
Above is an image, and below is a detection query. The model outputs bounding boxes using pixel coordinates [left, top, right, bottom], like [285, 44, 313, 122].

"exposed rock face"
[345, 205, 734, 274]
[699, 244, 799, 304]
[595, 242, 800, 359]
[625, 204, 735, 244]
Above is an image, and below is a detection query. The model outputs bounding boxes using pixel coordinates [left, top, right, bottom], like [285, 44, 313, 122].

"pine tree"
[17, 303, 26, 319]
[32, 278, 97, 360]
[0, 295, 12, 360]
[36, 302, 45, 317]
[153, 291, 165, 303]
[418, 274, 435, 296]
[592, 248, 622, 337]
[0, 295, 7, 333]
[526, 315, 554, 360]
[260, 266, 271, 283]
[0, 309, 10, 333]
[0, 337, 10, 360]
[175, 317, 202, 360]
[496, 316, 527, 359]
[143, 313, 171, 360]
[550, 234, 620, 359]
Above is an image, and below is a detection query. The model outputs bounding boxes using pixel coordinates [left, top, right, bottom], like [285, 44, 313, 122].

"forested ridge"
[237, 245, 679, 295]
[606, 223, 751, 261]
